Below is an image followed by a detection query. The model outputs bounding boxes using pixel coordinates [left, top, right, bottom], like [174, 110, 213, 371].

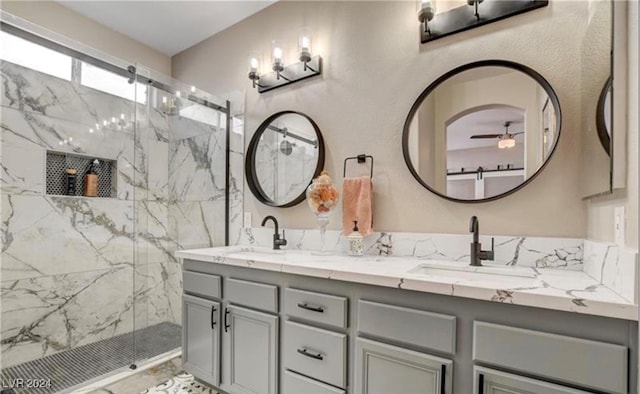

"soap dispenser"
[348, 220, 364, 256]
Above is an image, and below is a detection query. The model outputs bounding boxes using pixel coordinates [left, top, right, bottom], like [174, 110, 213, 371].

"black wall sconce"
[248, 30, 322, 94]
[418, 0, 549, 44]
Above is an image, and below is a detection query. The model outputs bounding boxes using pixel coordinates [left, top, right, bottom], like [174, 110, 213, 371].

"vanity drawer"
[225, 278, 278, 313]
[183, 271, 222, 300]
[283, 321, 347, 388]
[473, 321, 628, 394]
[357, 300, 456, 355]
[285, 288, 348, 329]
[283, 370, 345, 394]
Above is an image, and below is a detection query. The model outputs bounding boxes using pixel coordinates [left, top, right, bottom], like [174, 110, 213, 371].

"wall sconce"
[418, 0, 436, 36]
[248, 29, 322, 94]
[418, 0, 548, 44]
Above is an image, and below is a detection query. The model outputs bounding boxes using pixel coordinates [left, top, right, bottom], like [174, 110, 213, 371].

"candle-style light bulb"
[162, 96, 167, 104]
[191, 86, 196, 93]
[120, 113, 125, 120]
[249, 57, 259, 72]
[176, 91, 181, 98]
[271, 40, 285, 74]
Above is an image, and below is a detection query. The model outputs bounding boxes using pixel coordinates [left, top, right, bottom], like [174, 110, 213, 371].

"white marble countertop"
[176, 245, 638, 321]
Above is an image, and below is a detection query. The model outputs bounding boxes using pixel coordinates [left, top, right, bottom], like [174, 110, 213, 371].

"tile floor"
[89, 358, 217, 394]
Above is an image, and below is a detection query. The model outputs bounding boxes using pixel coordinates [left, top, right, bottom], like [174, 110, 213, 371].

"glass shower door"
[131, 68, 230, 368]
[0, 26, 139, 392]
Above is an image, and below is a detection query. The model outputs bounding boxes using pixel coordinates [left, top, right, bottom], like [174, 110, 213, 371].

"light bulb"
[249, 57, 259, 72]
[111, 117, 116, 123]
[120, 113, 125, 120]
[273, 47, 283, 62]
[191, 86, 196, 93]
[176, 91, 181, 98]
[89, 128, 94, 133]
[162, 96, 167, 104]
[498, 137, 516, 149]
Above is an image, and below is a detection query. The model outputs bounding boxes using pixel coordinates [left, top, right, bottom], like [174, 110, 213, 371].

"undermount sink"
[225, 246, 285, 256]
[407, 262, 538, 284]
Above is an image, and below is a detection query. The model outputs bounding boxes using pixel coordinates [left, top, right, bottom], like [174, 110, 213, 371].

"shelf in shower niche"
[46, 151, 117, 198]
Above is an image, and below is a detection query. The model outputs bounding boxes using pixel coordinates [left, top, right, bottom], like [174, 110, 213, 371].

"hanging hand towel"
[342, 176, 373, 236]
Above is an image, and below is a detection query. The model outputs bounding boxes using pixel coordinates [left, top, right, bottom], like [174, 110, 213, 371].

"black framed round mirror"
[246, 111, 325, 207]
[402, 60, 562, 203]
[596, 77, 612, 155]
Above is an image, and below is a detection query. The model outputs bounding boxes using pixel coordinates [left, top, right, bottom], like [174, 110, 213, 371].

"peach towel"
[342, 176, 373, 236]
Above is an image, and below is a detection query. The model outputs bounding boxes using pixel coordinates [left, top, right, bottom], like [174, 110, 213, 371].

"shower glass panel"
[0, 28, 137, 391]
[131, 67, 230, 365]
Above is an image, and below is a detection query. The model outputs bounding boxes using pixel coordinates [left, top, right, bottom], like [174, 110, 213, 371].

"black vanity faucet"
[261, 215, 287, 250]
[469, 215, 494, 266]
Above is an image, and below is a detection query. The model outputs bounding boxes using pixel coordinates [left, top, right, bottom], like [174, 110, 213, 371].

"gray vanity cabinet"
[474, 367, 593, 394]
[182, 294, 221, 387]
[355, 300, 455, 394]
[221, 304, 278, 394]
[354, 338, 452, 394]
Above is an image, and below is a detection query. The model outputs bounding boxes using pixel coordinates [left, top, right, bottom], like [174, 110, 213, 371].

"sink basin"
[224, 246, 285, 256]
[407, 262, 538, 284]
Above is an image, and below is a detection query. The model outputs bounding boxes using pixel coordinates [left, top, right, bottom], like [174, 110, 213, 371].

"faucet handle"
[485, 237, 495, 260]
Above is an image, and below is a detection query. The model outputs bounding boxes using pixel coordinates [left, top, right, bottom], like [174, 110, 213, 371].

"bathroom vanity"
[176, 246, 637, 394]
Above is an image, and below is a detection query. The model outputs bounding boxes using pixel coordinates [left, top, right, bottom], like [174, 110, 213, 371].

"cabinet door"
[222, 304, 278, 394]
[182, 294, 220, 387]
[474, 367, 594, 394]
[354, 338, 452, 394]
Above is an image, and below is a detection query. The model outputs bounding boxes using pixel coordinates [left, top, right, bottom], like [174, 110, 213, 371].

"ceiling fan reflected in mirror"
[469, 121, 523, 149]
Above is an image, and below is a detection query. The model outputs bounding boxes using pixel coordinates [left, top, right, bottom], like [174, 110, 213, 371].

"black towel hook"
[343, 154, 373, 178]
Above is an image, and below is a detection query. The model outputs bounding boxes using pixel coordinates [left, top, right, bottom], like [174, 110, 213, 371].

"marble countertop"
[176, 245, 638, 321]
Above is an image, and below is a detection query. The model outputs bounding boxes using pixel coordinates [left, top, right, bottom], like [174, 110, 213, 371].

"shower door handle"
[210, 306, 217, 329]
[224, 308, 230, 333]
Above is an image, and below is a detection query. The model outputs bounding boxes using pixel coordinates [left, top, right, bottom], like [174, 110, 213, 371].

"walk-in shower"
[0, 14, 240, 393]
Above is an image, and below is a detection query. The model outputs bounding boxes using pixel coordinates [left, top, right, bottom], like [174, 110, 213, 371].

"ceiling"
[447, 107, 525, 151]
[57, 1, 276, 56]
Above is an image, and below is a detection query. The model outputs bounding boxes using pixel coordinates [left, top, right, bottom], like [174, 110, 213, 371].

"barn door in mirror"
[402, 60, 561, 203]
[246, 111, 325, 207]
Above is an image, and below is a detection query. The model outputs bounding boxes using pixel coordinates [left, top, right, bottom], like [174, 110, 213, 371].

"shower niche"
[46, 150, 117, 198]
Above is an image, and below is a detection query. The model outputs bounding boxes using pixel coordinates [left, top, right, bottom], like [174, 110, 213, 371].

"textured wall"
[172, 1, 607, 238]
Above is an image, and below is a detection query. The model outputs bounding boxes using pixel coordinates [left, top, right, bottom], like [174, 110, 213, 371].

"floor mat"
[139, 373, 216, 394]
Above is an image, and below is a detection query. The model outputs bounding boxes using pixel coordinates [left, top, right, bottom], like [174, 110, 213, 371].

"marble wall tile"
[238, 227, 584, 270]
[134, 261, 182, 329]
[1, 266, 135, 368]
[1, 107, 138, 200]
[2, 62, 136, 131]
[169, 105, 221, 141]
[169, 201, 225, 250]
[2, 194, 135, 281]
[583, 240, 638, 302]
[168, 132, 226, 203]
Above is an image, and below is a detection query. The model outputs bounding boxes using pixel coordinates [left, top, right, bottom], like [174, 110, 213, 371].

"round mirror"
[402, 60, 561, 203]
[246, 111, 325, 207]
[596, 77, 611, 155]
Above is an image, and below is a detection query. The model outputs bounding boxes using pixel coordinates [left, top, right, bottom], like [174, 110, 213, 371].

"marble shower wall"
[1, 61, 232, 368]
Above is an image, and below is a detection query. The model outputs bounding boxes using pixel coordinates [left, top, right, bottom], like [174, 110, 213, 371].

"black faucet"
[469, 215, 494, 266]
[261, 215, 287, 250]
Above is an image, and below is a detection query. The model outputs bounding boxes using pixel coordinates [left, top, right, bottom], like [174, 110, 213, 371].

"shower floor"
[0, 322, 182, 394]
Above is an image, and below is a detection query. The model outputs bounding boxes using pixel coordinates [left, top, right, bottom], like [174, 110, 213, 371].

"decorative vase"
[306, 170, 339, 253]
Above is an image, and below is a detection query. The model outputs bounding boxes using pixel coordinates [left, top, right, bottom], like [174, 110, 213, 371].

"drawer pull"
[297, 302, 324, 313]
[211, 306, 217, 329]
[297, 347, 324, 361]
[478, 373, 484, 394]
